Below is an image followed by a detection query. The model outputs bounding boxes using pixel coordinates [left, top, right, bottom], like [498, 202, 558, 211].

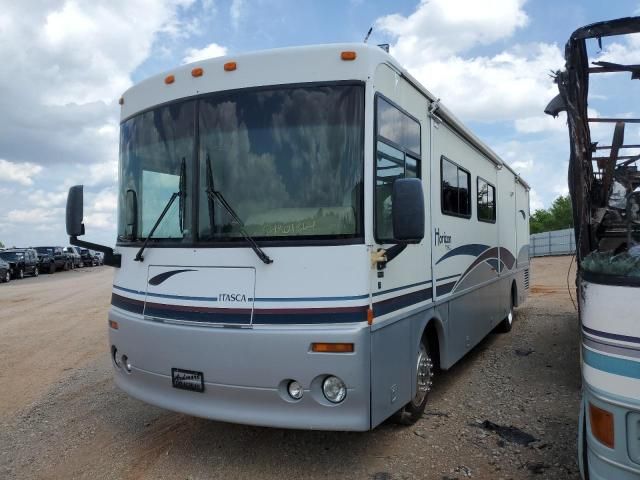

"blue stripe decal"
[372, 280, 432, 297]
[583, 325, 640, 345]
[583, 347, 640, 380]
[255, 293, 369, 302]
[436, 281, 457, 296]
[436, 273, 460, 282]
[436, 244, 490, 265]
[113, 285, 218, 302]
[114, 280, 436, 304]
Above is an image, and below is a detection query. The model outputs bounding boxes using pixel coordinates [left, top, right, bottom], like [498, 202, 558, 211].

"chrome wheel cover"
[412, 343, 433, 407]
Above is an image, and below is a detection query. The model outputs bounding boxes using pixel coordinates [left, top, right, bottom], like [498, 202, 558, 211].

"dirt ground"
[0, 256, 580, 480]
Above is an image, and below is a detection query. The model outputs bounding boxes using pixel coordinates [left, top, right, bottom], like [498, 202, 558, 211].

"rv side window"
[374, 95, 421, 241]
[477, 177, 496, 223]
[441, 156, 471, 218]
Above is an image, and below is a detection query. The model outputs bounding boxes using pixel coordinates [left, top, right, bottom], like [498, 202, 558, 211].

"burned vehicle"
[546, 17, 640, 480]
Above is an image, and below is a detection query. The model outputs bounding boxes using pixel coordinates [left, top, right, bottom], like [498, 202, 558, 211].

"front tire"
[3, 271, 9, 283]
[49, 262, 56, 274]
[393, 338, 434, 425]
[33, 267, 39, 277]
[18, 268, 24, 279]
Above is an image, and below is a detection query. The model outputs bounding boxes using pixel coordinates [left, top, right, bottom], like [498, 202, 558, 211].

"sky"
[0, 0, 639, 248]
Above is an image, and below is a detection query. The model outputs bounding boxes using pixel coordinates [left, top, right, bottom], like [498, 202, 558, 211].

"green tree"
[529, 195, 573, 234]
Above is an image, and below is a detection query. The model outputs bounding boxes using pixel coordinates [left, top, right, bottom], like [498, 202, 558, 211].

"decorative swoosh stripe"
[436, 244, 490, 265]
[148, 269, 196, 286]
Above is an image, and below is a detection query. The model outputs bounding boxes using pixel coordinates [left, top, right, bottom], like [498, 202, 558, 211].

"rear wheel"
[33, 266, 39, 277]
[49, 262, 56, 274]
[393, 338, 434, 425]
[18, 268, 24, 279]
[496, 286, 516, 333]
[3, 271, 9, 283]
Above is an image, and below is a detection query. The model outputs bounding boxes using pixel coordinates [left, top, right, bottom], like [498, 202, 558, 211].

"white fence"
[530, 228, 576, 257]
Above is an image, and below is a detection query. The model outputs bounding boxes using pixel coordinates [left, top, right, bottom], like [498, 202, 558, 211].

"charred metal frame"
[546, 17, 640, 262]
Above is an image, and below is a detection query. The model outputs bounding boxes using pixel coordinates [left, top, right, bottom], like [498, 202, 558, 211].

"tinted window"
[119, 100, 196, 240]
[375, 96, 422, 241]
[377, 97, 421, 156]
[477, 178, 496, 222]
[198, 84, 364, 240]
[441, 157, 471, 218]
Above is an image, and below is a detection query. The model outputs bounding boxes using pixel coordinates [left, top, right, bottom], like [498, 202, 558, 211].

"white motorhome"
[66, 43, 530, 430]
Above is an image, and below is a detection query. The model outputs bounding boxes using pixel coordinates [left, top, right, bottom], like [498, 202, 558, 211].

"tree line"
[529, 195, 573, 234]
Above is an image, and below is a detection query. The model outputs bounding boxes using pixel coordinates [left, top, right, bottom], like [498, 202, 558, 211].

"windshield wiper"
[205, 154, 273, 265]
[134, 158, 186, 262]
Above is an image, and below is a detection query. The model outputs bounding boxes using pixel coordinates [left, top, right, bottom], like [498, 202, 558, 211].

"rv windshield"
[118, 83, 364, 243]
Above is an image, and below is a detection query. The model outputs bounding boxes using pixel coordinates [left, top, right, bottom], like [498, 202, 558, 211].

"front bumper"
[582, 387, 640, 480]
[109, 306, 372, 431]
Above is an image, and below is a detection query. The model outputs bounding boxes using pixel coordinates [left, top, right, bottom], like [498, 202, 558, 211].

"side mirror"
[392, 178, 425, 243]
[66, 185, 85, 237]
[125, 189, 138, 238]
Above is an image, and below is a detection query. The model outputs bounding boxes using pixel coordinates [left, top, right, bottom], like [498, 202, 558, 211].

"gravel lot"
[0, 256, 580, 480]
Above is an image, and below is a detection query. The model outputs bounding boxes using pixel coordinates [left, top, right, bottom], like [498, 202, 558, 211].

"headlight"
[322, 376, 347, 403]
[287, 380, 303, 400]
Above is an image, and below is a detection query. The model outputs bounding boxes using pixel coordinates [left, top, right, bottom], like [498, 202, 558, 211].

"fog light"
[112, 346, 121, 369]
[322, 376, 346, 403]
[121, 354, 132, 373]
[287, 380, 303, 400]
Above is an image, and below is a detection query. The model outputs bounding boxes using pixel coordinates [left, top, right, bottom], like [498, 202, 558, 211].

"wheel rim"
[19, 269, 24, 279]
[5, 272, 9, 282]
[412, 343, 433, 407]
[35, 267, 39, 276]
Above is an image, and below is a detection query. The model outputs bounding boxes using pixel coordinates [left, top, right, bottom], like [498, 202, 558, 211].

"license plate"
[171, 368, 204, 393]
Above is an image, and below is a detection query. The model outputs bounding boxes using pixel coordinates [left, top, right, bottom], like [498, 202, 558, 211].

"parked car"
[79, 248, 93, 267]
[63, 246, 82, 268]
[34, 246, 69, 273]
[93, 252, 104, 266]
[0, 248, 39, 279]
[0, 258, 11, 283]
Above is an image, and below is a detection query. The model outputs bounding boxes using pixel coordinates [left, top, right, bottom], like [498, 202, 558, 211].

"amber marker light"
[191, 67, 204, 77]
[164, 74, 175, 84]
[312, 343, 354, 353]
[341, 51, 357, 61]
[367, 307, 374, 325]
[224, 61, 237, 71]
[589, 403, 614, 448]
[109, 320, 119, 330]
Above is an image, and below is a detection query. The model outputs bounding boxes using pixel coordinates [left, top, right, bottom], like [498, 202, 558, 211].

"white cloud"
[27, 189, 67, 208]
[6, 207, 61, 224]
[183, 42, 228, 63]
[0, 159, 43, 186]
[515, 112, 567, 134]
[595, 33, 640, 66]
[529, 189, 544, 211]
[376, 0, 529, 63]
